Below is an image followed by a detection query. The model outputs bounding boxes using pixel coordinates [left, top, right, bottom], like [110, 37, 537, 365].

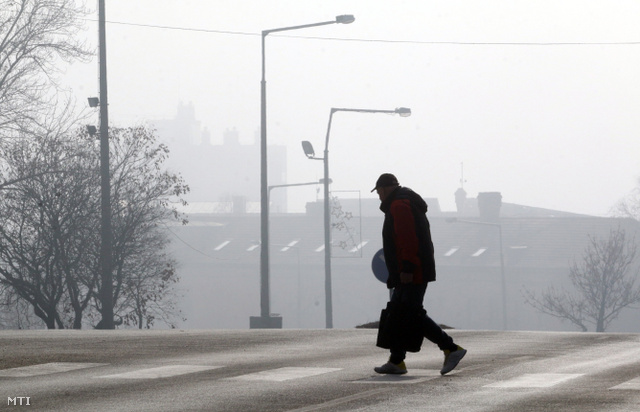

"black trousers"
[389, 282, 456, 364]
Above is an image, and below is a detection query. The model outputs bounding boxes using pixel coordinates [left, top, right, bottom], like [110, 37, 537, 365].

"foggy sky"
[63, 0, 640, 216]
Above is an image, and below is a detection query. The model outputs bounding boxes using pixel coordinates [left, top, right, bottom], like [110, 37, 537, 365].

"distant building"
[150, 105, 640, 332]
[153, 102, 287, 213]
[167, 190, 640, 332]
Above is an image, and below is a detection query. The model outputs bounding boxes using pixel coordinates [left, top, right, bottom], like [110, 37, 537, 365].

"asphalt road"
[1, 329, 639, 411]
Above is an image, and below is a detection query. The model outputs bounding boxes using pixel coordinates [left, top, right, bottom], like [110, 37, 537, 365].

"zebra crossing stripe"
[97, 365, 223, 379]
[485, 373, 584, 388]
[356, 369, 440, 384]
[610, 377, 640, 390]
[0, 362, 107, 378]
[231, 367, 342, 382]
[9, 362, 635, 391]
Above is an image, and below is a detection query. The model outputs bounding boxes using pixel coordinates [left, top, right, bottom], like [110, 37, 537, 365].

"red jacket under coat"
[380, 186, 437, 289]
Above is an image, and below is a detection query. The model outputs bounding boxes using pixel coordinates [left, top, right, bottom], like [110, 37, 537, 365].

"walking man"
[372, 173, 466, 375]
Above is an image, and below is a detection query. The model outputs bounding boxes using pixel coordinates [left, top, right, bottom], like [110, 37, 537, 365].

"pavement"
[1, 329, 639, 411]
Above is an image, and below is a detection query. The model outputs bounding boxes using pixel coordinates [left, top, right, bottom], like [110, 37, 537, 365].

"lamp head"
[395, 107, 411, 117]
[88, 97, 100, 108]
[301, 141, 316, 158]
[336, 15, 355, 24]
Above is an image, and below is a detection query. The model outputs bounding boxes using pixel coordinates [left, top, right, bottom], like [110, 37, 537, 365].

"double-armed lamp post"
[302, 107, 411, 328]
[253, 15, 355, 329]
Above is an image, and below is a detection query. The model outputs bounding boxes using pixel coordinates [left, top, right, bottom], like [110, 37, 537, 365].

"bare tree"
[0, 0, 89, 136]
[525, 227, 640, 332]
[98, 125, 189, 329]
[117, 231, 184, 329]
[0, 191, 67, 328]
[0, 124, 189, 329]
[1, 3, 187, 328]
[0, 285, 43, 329]
[1, 0, 90, 198]
[612, 178, 640, 221]
[0, 121, 95, 328]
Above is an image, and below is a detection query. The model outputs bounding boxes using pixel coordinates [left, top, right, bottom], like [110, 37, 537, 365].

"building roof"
[169, 211, 640, 271]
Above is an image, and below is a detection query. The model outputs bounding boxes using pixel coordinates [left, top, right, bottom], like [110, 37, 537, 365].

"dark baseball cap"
[371, 173, 399, 192]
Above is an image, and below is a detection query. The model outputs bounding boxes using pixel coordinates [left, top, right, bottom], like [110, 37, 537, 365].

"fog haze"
[64, 0, 640, 215]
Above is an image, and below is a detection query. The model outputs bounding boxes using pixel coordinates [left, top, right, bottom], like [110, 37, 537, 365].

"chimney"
[477, 192, 502, 221]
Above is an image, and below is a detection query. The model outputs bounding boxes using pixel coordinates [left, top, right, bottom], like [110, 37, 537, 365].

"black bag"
[376, 301, 425, 353]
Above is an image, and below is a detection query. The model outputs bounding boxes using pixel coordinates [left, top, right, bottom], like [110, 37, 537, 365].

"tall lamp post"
[97, 0, 114, 329]
[447, 218, 507, 330]
[253, 15, 355, 329]
[302, 106, 411, 328]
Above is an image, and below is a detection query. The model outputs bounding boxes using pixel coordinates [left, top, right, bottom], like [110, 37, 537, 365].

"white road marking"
[471, 248, 487, 257]
[444, 247, 459, 257]
[485, 373, 584, 388]
[559, 343, 640, 374]
[97, 365, 222, 379]
[287, 388, 391, 412]
[281, 240, 300, 252]
[610, 377, 640, 390]
[355, 369, 440, 384]
[0, 362, 106, 378]
[231, 367, 341, 382]
[214, 240, 231, 251]
[349, 240, 369, 253]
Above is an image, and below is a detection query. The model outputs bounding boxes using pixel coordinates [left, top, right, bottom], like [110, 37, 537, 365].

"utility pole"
[98, 0, 114, 329]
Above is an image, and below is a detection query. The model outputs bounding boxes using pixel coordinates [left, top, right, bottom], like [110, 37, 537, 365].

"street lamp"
[254, 15, 355, 329]
[302, 106, 411, 328]
[447, 217, 507, 330]
[87, 97, 100, 108]
[87, 98, 99, 137]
